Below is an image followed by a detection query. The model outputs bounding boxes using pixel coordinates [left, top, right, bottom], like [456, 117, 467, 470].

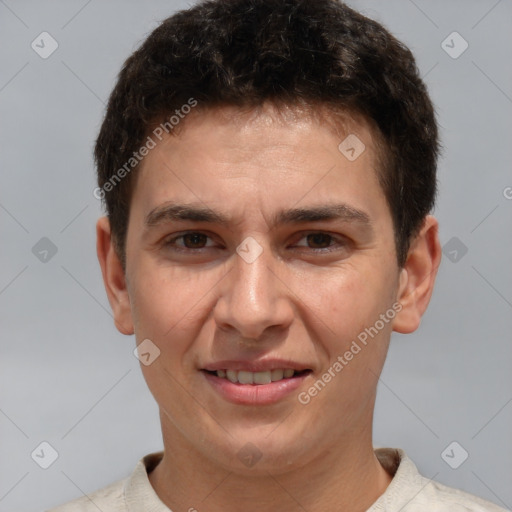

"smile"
[201, 368, 312, 405]
[205, 368, 309, 384]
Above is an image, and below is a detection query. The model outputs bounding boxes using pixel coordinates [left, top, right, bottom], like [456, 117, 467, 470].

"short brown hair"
[95, 0, 439, 268]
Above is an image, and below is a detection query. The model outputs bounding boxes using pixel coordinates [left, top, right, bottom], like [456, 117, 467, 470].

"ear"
[392, 215, 441, 334]
[96, 216, 134, 335]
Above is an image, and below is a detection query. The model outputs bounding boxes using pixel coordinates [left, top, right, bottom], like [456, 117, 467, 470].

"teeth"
[214, 369, 299, 384]
[238, 371, 254, 384]
[226, 370, 238, 383]
[270, 369, 284, 381]
[254, 371, 272, 384]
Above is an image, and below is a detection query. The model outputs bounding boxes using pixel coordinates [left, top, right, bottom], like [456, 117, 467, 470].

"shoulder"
[413, 478, 510, 512]
[372, 448, 509, 512]
[46, 451, 165, 512]
[46, 477, 127, 512]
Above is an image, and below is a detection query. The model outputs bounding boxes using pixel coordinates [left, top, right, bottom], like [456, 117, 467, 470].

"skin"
[97, 103, 441, 512]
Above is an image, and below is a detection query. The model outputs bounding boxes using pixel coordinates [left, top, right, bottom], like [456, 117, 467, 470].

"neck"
[149, 414, 392, 512]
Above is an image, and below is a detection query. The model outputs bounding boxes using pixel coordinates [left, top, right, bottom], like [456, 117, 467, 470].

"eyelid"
[291, 231, 350, 253]
[164, 231, 219, 249]
[163, 230, 349, 252]
[292, 231, 347, 245]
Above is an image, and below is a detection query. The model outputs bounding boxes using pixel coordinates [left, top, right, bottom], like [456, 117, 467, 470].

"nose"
[213, 242, 294, 341]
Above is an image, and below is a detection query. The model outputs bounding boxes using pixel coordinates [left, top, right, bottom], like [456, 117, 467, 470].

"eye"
[164, 232, 217, 251]
[293, 232, 348, 252]
[162, 231, 349, 255]
[304, 233, 333, 249]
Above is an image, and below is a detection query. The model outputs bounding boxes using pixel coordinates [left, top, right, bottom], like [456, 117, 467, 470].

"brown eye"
[306, 233, 333, 249]
[293, 232, 350, 254]
[164, 232, 216, 251]
[181, 233, 208, 248]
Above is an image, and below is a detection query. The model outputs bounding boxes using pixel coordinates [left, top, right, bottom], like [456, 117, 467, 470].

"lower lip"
[202, 371, 310, 405]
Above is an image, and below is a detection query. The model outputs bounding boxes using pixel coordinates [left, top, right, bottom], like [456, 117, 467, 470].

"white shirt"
[47, 448, 509, 511]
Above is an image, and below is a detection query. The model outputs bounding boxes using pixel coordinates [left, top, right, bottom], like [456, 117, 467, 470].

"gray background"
[1, 1, 511, 511]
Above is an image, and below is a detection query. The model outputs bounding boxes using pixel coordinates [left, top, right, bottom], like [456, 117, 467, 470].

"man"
[49, 0, 508, 510]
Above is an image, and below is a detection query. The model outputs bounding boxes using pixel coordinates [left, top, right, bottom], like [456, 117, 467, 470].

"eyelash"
[163, 231, 348, 254]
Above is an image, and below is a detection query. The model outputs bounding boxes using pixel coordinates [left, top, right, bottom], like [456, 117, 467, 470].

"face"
[99, 104, 435, 474]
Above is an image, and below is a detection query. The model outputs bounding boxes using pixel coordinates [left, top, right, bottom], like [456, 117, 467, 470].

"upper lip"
[202, 359, 312, 373]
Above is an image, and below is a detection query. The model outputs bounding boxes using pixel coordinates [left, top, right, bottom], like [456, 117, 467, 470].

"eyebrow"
[144, 201, 372, 230]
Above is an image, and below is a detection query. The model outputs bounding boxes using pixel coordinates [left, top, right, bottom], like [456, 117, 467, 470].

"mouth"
[201, 365, 313, 405]
[202, 368, 311, 385]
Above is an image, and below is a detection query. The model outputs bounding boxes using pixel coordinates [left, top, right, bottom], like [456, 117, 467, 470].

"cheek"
[130, 269, 206, 406]
[299, 270, 395, 424]
[130, 263, 203, 332]
[129, 279, 169, 339]
[310, 264, 395, 338]
[129, 264, 221, 376]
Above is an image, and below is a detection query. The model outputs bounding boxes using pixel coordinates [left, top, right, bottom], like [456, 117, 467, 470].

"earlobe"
[392, 215, 441, 334]
[96, 216, 134, 335]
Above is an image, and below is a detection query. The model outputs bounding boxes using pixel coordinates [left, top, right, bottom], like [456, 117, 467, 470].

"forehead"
[130, 103, 389, 228]
[158, 102, 379, 157]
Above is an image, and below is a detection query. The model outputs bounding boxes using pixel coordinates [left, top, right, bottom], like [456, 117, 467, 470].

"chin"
[203, 430, 314, 476]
